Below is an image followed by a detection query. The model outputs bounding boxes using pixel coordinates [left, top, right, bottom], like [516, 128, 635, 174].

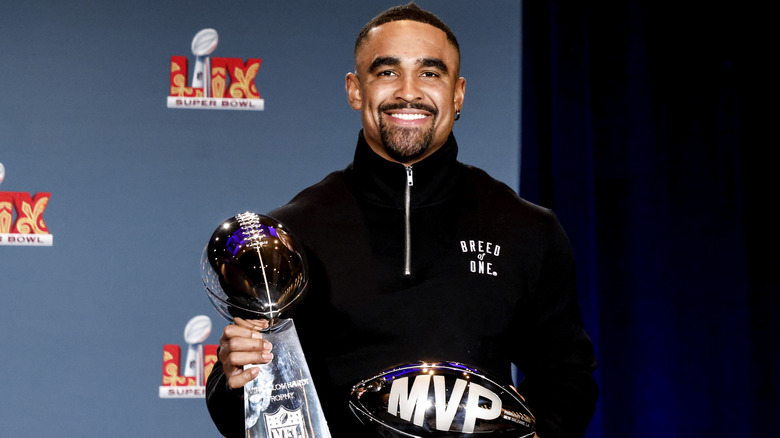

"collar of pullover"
[344, 130, 466, 209]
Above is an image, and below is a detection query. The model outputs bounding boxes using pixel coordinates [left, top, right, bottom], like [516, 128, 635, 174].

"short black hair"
[354, 2, 460, 67]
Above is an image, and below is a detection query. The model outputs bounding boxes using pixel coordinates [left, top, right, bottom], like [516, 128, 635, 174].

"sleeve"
[514, 213, 598, 438]
[205, 353, 247, 438]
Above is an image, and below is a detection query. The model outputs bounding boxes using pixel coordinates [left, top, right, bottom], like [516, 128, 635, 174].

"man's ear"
[345, 72, 362, 110]
[454, 76, 466, 112]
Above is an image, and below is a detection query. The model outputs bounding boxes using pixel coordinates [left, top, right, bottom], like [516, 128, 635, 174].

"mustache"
[377, 102, 438, 116]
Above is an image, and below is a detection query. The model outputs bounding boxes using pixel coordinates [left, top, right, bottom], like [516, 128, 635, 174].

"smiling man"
[346, 18, 465, 164]
[206, 4, 598, 438]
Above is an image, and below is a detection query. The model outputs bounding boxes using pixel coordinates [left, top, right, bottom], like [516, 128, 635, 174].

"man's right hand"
[218, 317, 274, 389]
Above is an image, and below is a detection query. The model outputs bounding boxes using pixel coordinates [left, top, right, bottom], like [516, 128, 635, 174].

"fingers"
[220, 319, 268, 344]
[219, 329, 273, 362]
[223, 345, 274, 368]
[218, 320, 274, 384]
[220, 324, 264, 345]
[227, 365, 262, 389]
[234, 317, 270, 331]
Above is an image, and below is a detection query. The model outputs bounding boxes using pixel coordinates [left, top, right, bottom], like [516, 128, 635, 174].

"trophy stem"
[244, 319, 330, 437]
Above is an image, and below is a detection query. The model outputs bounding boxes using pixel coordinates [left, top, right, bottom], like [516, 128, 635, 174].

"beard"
[377, 102, 438, 163]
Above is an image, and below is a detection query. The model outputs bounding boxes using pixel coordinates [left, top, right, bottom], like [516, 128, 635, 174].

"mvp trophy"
[202, 212, 331, 438]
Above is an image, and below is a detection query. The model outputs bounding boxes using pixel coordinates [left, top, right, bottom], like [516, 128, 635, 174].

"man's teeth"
[390, 113, 428, 120]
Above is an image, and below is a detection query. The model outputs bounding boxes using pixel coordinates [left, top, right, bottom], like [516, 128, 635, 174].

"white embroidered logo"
[460, 240, 501, 276]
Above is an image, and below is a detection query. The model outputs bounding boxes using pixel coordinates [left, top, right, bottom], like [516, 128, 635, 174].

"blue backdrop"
[0, 1, 522, 436]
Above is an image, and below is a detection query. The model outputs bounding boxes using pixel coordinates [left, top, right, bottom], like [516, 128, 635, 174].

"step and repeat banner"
[0, 1, 520, 436]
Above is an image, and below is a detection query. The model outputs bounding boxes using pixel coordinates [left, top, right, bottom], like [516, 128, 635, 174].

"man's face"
[346, 20, 466, 164]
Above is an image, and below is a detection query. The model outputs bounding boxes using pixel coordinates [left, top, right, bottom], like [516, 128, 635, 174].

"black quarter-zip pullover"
[207, 131, 597, 438]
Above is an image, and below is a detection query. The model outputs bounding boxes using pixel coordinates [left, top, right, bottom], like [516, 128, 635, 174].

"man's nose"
[394, 75, 423, 102]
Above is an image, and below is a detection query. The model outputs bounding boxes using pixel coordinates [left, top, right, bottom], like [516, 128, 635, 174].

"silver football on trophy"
[350, 361, 535, 437]
[201, 212, 308, 323]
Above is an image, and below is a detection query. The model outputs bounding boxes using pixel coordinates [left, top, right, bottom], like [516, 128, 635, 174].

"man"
[206, 3, 597, 437]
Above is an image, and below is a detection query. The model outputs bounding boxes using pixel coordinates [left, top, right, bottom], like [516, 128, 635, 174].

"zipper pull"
[406, 166, 414, 186]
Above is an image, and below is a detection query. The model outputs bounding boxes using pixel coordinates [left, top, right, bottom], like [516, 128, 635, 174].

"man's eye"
[377, 70, 396, 77]
[421, 71, 440, 78]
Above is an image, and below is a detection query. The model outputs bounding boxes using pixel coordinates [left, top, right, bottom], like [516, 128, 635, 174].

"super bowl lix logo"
[159, 315, 218, 398]
[168, 29, 264, 111]
[0, 191, 52, 246]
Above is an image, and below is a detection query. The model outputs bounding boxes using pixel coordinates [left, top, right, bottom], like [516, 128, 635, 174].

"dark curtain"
[521, 1, 777, 436]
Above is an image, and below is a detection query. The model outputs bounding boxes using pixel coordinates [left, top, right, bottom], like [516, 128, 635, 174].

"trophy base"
[244, 319, 331, 438]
